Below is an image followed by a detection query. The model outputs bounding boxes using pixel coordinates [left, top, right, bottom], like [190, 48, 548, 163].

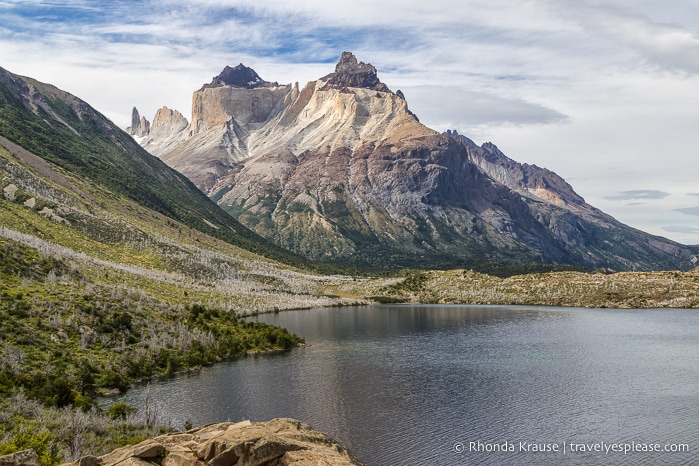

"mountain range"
[129, 52, 698, 271]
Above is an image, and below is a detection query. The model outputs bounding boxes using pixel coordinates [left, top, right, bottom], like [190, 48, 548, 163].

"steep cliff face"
[448, 130, 589, 209]
[127, 107, 150, 138]
[130, 53, 698, 271]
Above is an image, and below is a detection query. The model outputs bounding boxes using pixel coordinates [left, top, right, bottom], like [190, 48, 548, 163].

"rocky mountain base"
[63, 418, 363, 466]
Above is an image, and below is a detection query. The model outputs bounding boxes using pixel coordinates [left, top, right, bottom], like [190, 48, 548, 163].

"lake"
[111, 305, 699, 465]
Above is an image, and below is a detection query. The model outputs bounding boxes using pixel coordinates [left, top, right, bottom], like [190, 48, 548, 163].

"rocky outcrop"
[136, 52, 421, 194]
[128, 107, 151, 138]
[141, 106, 190, 155]
[320, 51, 391, 92]
[63, 419, 363, 466]
[128, 53, 699, 271]
[128, 106, 187, 141]
[3, 182, 18, 200]
[151, 107, 188, 137]
[203, 64, 271, 90]
[0, 450, 39, 466]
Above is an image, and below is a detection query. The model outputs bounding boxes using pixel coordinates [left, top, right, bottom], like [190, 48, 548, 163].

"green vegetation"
[0, 76, 354, 276]
[0, 236, 303, 409]
[0, 392, 165, 465]
[0, 233, 306, 464]
[387, 270, 429, 293]
[348, 268, 699, 309]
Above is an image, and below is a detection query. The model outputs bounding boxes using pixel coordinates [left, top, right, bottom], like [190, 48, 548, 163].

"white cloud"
[605, 190, 671, 201]
[551, 0, 699, 74]
[664, 226, 699, 234]
[675, 207, 699, 216]
[396, 85, 569, 131]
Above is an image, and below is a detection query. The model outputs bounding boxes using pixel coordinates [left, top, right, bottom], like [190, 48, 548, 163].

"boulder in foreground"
[63, 418, 364, 466]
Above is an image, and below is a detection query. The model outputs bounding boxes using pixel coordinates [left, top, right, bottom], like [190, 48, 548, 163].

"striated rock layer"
[129, 53, 698, 271]
[63, 419, 363, 466]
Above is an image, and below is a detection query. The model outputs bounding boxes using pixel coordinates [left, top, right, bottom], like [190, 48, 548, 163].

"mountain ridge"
[0, 65, 344, 273]
[129, 53, 698, 271]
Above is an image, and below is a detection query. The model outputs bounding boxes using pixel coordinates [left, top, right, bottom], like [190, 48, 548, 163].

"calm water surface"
[112, 305, 699, 465]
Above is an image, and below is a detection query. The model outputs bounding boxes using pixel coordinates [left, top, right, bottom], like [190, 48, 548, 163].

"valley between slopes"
[1, 61, 698, 465]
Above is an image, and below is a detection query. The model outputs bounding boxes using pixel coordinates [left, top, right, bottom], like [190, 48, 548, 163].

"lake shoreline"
[111, 304, 699, 466]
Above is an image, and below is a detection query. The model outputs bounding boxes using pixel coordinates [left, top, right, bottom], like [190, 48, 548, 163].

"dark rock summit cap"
[321, 52, 391, 92]
[203, 64, 268, 89]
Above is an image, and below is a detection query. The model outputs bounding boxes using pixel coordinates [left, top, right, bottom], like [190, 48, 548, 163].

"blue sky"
[1, 0, 699, 245]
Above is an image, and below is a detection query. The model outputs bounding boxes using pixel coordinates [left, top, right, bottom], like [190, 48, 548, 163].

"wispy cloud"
[663, 225, 699, 234]
[398, 85, 569, 132]
[675, 206, 699, 216]
[552, 0, 699, 75]
[605, 190, 671, 201]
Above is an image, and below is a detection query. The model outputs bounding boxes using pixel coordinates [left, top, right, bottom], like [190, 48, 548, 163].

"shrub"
[0, 423, 62, 466]
[105, 402, 138, 421]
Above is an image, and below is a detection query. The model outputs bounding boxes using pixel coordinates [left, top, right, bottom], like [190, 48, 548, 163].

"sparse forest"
[0, 233, 309, 463]
[0, 127, 361, 463]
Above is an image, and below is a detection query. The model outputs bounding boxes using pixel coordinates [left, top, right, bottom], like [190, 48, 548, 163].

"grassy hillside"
[0, 75, 364, 462]
[0, 138, 364, 463]
[0, 137, 359, 398]
[0, 69, 352, 274]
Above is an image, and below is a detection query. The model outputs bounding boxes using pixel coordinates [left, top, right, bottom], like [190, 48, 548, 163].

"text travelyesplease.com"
[453, 440, 690, 455]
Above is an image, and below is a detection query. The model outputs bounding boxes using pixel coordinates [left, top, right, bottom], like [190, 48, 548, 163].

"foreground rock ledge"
[63, 418, 364, 466]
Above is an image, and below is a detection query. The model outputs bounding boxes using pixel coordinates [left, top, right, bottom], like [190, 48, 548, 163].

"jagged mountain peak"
[481, 141, 502, 153]
[127, 59, 698, 271]
[0, 64, 318, 272]
[445, 129, 477, 147]
[321, 51, 391, 92]
[481, 141, 513, 162]
[129, 107, 150, 138]
[203, 63, 270, 89]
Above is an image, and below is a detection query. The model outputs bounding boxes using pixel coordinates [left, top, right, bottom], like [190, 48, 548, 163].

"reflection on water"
[112, 305, 699, 465]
